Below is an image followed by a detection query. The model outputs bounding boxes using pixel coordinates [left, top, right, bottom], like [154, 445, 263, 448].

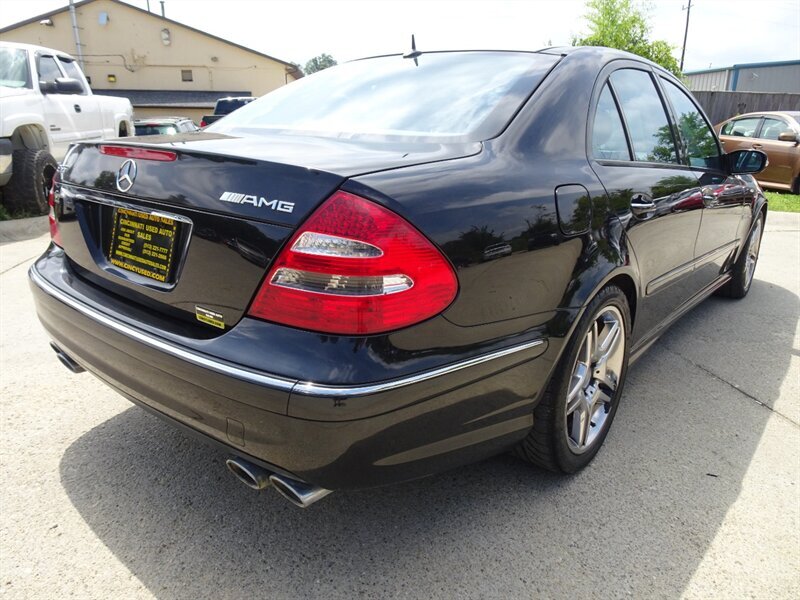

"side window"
[660, 78, 720, 169]
[760, 118, 790, 140]
[592, 84, 631, 160]
[610, 69, 677, 164]
[722, 117, 760, 137]
[37, 56, 63, 82]
[57, 58, 88, 94]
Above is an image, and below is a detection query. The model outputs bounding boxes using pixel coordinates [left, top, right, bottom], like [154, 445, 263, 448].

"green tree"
[304, 53, 337, 75]
[573, 0, 681, 76]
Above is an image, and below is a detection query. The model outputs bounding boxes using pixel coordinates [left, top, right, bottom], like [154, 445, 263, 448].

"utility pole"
[68, 0, 84, 70]
[680, 0, 693, 72]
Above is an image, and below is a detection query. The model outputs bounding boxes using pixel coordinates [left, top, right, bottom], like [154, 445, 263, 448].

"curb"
[0, 216, 49, 243]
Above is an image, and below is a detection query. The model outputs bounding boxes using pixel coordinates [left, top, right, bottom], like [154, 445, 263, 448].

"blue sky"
[2, 0, 798, 71]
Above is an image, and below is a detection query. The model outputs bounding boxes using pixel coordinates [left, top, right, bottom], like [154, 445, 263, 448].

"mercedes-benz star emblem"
[115, 159, 137, 193]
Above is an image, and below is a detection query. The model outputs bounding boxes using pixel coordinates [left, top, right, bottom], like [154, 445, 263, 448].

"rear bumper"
[30, 247, 552, 490]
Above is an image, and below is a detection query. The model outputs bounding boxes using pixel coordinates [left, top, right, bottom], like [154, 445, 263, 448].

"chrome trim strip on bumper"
[30, 265, 296, 392]
[292, 339, 545, 397]
[30, 265, 545, 399]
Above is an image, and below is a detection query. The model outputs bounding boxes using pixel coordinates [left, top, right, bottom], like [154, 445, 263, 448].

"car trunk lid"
[55, 136, 478, 333]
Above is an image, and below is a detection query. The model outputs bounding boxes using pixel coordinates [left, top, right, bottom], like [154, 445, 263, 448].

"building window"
[181, 69, 193, 82]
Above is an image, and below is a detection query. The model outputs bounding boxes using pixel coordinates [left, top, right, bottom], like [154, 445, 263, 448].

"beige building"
[0, 0, 301, 123]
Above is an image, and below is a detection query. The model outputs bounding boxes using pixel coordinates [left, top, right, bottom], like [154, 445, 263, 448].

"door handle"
[630, 193, 656, 216]
[74, 104, 81, 113]
[751, 143, 762, 149]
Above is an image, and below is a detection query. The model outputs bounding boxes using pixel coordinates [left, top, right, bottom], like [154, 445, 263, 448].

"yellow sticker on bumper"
[195, 306, 225, 329]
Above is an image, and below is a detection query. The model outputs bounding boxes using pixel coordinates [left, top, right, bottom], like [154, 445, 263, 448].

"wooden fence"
[692, 91, 800, 125]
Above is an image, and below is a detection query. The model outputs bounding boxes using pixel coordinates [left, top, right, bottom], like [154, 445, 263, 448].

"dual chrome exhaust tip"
[50, 343, 332, 508]
[225, 457, 331, 508]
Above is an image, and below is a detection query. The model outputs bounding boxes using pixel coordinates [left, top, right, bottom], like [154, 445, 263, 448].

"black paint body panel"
[30, 47, 764, 490]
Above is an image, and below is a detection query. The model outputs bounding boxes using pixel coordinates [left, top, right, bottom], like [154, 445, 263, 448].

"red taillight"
[248, 190, 458, 335]
[48, 182, 61, 247]
[200, 120, 207, 127]
[99, 145, 177, 161]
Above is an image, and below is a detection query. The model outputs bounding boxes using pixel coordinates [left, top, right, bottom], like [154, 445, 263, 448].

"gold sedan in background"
[715, 111, 800, 194]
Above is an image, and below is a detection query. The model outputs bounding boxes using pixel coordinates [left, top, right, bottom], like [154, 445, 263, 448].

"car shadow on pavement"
[59, 279, 798, 599]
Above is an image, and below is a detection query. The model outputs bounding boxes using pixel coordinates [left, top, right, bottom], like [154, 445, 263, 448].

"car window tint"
[760, 118, 790, 140]
[610, 69, 677, 163]
[592, 84, 630, 160]
[38, 56, 62, 82]
[721, 117, 760, 137]
[660, 78, 720, 169]
[212, 52, 560, 142]
[57, 58, 87, 94]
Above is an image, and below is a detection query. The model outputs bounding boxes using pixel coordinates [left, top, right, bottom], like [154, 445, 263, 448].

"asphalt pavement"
[1, 213, 798, 599]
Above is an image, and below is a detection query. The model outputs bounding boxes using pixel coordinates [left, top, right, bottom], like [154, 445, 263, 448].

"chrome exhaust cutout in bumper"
[225, 457, 272, 490]
[269, 473, 332, 508]
[50, 342, 85, 373]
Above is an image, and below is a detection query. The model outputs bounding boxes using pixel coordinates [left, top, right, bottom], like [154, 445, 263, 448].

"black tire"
[515, 285, 631, 473]
[717, 212, 764, 299]
[2, 148, 57, 216]
[791, 177, 799, 196]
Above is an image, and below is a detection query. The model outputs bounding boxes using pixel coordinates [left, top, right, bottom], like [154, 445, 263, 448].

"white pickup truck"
[0, 42, 133, 214]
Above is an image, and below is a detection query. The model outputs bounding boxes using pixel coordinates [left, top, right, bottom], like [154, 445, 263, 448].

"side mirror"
[38, 79, 57, 94]
[54, 77, 84, 94]
[778, 131, 798, 143]
[727, 149, 768, 175]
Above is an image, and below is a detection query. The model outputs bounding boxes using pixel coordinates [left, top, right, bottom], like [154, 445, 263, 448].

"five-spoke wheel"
[515, 285, 630, 472]
[565, 306, 625, 453]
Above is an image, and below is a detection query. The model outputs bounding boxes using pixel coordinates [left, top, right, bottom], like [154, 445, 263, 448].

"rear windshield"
[135, 124, 178, 136]
[210, 52, 559, 142]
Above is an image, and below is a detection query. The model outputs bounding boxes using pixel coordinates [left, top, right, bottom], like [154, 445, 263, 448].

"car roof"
[0, 40, 75, 60]
[354, 46, 668, 71]
[722, 111, 800, 122]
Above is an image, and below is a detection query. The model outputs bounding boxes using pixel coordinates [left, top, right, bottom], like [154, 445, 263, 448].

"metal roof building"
[684, 60, 800, 93]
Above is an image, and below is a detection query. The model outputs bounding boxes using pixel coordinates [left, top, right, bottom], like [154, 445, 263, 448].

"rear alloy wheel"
[2, 148, 57, 215]
[564, 306, 625, 454]
[718, 213, 764, 299]
[515, 286, 630, 472]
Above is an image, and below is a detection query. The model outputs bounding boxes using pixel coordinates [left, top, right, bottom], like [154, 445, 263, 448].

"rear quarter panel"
[351, 48, 637, 364]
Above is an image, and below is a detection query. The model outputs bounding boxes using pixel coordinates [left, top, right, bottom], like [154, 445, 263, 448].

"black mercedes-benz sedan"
[30, 47, 767, 507]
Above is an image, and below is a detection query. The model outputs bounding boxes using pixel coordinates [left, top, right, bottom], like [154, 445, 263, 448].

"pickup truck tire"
[3, 149, 57, 215]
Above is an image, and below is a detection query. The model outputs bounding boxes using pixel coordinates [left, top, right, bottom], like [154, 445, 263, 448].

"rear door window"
[609, 69, 677, 164]
[720, 117, 761, 137]
[591, 84, 631, 160]
[760, 117, 791, 140]
[660, 78, 721, 169]
[57, 58, 88, 94]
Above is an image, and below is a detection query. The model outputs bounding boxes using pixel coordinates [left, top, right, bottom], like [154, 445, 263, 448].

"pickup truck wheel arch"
[11, 124, 49, 152]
